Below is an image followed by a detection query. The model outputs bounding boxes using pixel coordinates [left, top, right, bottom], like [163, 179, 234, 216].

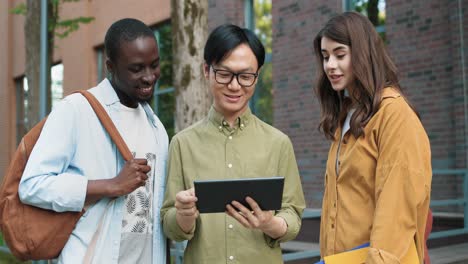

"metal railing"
[429, 169, 468, 239]
[1, 169, 467, 263]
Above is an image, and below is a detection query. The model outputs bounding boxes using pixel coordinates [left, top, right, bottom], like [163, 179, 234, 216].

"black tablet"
[194, 177, 284, 213]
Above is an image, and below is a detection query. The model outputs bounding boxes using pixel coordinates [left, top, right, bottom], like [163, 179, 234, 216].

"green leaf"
[9, 3, 27, 15]
[54, 16, 95, 39]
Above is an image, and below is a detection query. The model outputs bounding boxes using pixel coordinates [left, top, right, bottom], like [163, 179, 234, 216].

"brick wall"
[272, 0, 343, 208]
[208, 0, 245, 30]
[387, 0, 467, 206]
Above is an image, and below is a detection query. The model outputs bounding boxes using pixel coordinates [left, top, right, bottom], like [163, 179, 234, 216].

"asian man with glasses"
[161, 24, 305, 264]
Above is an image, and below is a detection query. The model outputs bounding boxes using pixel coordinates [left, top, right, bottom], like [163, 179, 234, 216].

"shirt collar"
[94, 78, 121, 106]
[208, 106, 252, 131]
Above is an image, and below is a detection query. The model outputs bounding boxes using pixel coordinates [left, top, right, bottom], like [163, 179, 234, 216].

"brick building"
[0, 0, 467, 212]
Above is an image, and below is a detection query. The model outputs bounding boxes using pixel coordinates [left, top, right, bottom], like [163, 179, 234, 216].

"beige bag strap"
[75, 90, 133, 161]
[82, 200, 115, 264]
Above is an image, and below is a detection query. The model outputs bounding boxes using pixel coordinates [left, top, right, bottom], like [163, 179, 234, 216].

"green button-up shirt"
[161, 107, 305, 264]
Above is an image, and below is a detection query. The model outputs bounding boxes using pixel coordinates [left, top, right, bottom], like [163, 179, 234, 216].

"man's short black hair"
[204, 24, 265, 70]
[104, 18, 155, 62]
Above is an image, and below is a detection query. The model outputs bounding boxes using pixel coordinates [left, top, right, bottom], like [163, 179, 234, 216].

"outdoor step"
[281, 241, 320, 252]
[429, 242, 468, 264]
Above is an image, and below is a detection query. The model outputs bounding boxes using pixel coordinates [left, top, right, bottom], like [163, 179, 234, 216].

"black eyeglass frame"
[210, 65, 259, 87]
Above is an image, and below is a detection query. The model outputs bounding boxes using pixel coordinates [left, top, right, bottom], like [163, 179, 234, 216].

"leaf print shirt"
[117, 103, 157, 263]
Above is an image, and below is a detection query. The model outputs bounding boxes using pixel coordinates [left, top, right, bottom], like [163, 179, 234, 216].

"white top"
[118, 103, 158, 263]
[336, 108, 355, 175]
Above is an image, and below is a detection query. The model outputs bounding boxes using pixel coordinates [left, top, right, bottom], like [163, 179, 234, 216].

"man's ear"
[106, 59, 113, 76]
[203, 62, 210, 79]
[252, 66, 262, 86]
[256, 66, 262, 76]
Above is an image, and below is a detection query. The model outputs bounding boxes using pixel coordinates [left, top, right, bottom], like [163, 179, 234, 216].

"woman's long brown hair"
[313, 12, 401, 140]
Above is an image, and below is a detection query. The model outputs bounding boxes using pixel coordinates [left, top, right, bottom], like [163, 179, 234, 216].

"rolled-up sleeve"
[265, 136, 306, 247]
[19, 99, 88, 212]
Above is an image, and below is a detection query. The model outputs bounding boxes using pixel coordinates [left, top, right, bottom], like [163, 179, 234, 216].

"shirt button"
[229, 256, 234, 260]
[228, 224, 233, 229]
[338, 160, 341, 165]
[228, 163, 233, 168]
[331, 224, 335, 229]
[228, 136, 233, 140]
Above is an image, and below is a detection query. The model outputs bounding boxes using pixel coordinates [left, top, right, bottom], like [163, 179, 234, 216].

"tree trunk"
[24, 0, 54, 128]
[24, 0, 41, 128]
[171, 0, 211, 132]
[367, 0, 379, 26]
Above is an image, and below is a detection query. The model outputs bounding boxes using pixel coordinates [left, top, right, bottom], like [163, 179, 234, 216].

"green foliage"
[353, 0, 386, 41]
[253, 0, 273, 124]
[9, 3, 26, 15]
[253, 62, 273, 124]
[55, 17, 95, 39]
[152, 23, 176, 139]
[353, 0, 386, 27]
[254, 0, 272, 53]
[9, 0, 94, 40]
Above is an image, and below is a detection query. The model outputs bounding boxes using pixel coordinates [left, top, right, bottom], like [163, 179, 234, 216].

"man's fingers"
[176, 190, 198, 203]
[245, 196, 262, 215]
[139, 165, 151, 173]
[226, 204, 251, 228]
[133, 158, 148, 165]
[177, 207, 199, 216]
[176, 201, 197, 210]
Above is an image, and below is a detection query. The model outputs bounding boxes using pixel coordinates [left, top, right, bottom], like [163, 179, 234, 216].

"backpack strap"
[83, 199, 115, 264]
[75, 90, 133, 162]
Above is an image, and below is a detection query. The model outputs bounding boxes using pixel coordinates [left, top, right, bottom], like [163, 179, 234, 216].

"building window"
[345, 0, 386, 39]
[96, 46, 106, 83]
[15, 64, 63, 144]
[152, 22, 175, 139]
[15, 77, 29, 145]
[246, 0, 273, 125]
[51, 63, 64, 108]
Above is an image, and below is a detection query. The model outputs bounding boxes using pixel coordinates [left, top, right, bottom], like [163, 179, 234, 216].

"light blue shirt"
[18, 79, 169, 264]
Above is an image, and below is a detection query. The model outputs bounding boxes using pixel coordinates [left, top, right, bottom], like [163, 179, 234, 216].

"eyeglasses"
[211, 66, 258, 87]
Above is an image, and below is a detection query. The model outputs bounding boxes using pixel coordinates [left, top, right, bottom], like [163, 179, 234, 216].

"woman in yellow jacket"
[313, 12, 432, 264]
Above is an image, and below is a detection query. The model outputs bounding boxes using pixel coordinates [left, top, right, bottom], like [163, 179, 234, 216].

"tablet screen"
[194, 177, 284, 213]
